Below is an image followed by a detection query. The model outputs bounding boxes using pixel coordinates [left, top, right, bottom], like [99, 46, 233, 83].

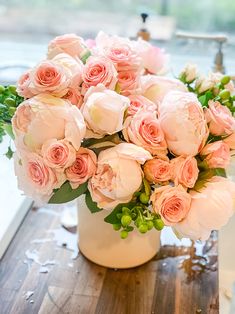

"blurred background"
[0, 0, 235, 84]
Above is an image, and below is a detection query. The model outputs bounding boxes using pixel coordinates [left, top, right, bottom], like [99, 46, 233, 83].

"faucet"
[176, 31, 228, 74]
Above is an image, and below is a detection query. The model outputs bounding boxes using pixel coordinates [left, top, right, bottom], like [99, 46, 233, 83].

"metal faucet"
[176, 31, 228, 74]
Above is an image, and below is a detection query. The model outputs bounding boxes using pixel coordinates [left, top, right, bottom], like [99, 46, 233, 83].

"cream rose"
[174, 177, 235, 240]
[140, 75, 187, 105]
[171, 156, 199, 188]
[150, 185, 191, 226]
[65, 148, 97, 189]
[12, 94, 86, 151]
[88, 143, 152, 209]
[159, 91, 209, 156]
[16, 71, 34, 99]
[81, 84, 129, 138]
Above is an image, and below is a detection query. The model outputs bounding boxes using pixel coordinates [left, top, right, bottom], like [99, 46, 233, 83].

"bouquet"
[1, 32, 235, 242]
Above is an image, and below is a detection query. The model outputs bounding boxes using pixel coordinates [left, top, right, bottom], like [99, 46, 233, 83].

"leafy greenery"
[85, 190, 103, 213]
[198, 91, 213, 107]
[49, 181, 88, 204]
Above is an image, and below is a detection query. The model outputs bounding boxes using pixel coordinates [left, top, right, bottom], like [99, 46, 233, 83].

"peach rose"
[14, 152, 63, 202]
[65, 148, 97, 189]
[159, 91, 209, 156]
[81, 56, 118, 94]
[174, 177, 235, 240]
[63, 87, 83, 108]
[88, 143, 152, 209]
[205, 100, 235, 136]
[117, 70, 140, 96]
[180, 63, 198, 83]
[151, 185, 191, 226]
[171, 156, 199, 188]
[47, 33, 88, 59]
[127, 95, 157, 116]
[140, 75, 187, 105]
[95, 31, 141, 72]
[224, 132, 235, 150]
[12, 94, 86, 151]
[29, 60, 70, 97]
[133, 38, 169, 74]
[41, 139, 76, 170]
[81, 84, 129, 138]
[144, 158, 171, 183]
[123, 110, 167, 155]
[200, 141, 230, 169]
[16, 71, 34, 99]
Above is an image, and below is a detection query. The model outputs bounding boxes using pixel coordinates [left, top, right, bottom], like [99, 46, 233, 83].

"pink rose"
[63, 87, 83, 108]
[81, 84, 129, 137]
[14, 152, 63, 202]
[140, 75, 187, 105]
[133, 38, 169, 74]
[123, 110, 167, 155]
[29, 60, 70, 97]
[159, 91, 209, 156]
[205, 100, 235, 136]
[171, 156, 199, 188]
[117, 70, 140, 96]
[81, 56, 118, 94]
[200, 141, 230, 169]
[85, 39, 96, 49]
[95, 31, 141, 72]
[88, 143, 152, 209]
[66, 148, 97, 189]
[16, 71, 34, 99]
[150, 185, 191, 226]
[41, 139, 76, 170]
[127, 95, 157, 116]
[144, 158, 171, 183]
[174, 177, 235, 240]
[12, 94, 86, 151]
[47, 33, 88, 60]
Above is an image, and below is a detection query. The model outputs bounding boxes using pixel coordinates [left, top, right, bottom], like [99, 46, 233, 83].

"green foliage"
[5, 146, 14, 159]
[198, 91, 213, 107]
[85, 190, 103, 213]
[49, 181, 88, 204]
[0, 85, 23, 142]
[193, 167, 226, 192]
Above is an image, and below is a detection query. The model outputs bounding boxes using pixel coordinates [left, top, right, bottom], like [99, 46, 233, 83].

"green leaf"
[3, 123, 14, 140]
[80, 50, 91, 64]
[214, 168, 227, 178]
[104, 202, 136, 224]
[198, 91, 213, 107]
[85, 191, 103, 213]
[5, 146, 14, 159]
[49, 181, 88, 204]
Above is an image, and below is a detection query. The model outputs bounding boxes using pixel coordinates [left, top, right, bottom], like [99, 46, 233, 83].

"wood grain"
[0, 206, 219, 314]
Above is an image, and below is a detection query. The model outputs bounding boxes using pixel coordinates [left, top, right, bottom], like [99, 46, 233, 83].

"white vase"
[77, 196, 161, 269]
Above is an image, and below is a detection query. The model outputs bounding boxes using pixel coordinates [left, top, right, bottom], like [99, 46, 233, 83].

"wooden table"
[0, 204, 219, 314]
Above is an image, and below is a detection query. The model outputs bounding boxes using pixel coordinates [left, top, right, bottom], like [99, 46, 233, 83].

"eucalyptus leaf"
[49, 181, 88, 204]
[85, 191, 103, 213]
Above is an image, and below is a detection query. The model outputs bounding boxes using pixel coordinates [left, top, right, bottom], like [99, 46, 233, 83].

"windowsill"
[0, 136, 32, 259]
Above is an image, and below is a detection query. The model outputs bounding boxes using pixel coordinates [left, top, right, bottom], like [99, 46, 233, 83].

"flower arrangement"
[1, 32, 235, 242]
